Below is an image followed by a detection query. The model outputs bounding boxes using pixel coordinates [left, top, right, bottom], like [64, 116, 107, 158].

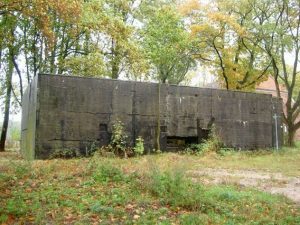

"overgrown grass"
[142, 168, 299, 224]
[189, 145, 300, 177]
[1, 150, 300, 224]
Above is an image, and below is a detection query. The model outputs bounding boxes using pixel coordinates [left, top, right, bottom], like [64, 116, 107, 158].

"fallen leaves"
[133, 214, 140, 220]
[0, 152, 299, 224]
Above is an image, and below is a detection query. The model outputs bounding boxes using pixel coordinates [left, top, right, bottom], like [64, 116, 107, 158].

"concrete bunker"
[21, 74, 283, 159]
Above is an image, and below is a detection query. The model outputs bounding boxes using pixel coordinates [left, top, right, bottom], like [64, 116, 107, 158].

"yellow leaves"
[81, 0, 133, 40]
[209, 45, 269, 90]
[180, 0, 269, 90]
[190, 24, 205, 34]
[2, 0, 83, 45]
[178, 0, 201, 16]
[133, 214, 140, 219]
[190, 10, 246, 38]
[207, 12, 246, 36]
[190, 24, 215, 37]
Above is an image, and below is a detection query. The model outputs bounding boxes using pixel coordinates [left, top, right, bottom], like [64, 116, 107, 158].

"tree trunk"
[287, 125, 296, 147]
[111, 60, 120, 79]
[0, 50, 13, 152]
[111, 39, 121, 79]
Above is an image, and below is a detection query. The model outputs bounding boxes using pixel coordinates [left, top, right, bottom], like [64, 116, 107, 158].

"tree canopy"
[1, 0, 300, 149]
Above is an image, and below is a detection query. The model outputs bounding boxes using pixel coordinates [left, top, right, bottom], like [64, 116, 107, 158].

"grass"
[192, 145, 300, 177]
[0, 148, 300, 224]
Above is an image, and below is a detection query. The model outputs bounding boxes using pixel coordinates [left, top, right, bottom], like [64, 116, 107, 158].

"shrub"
[83, 141, 100, 156]
[110, 120, 132, 157]
[184, 143, 206, 155]
[134, 136, 144, 156]
[184, 125, 223, 155]
[96, 119, 137, 158]
[111, 120, 127, 149]
[200, 125, 222, 153]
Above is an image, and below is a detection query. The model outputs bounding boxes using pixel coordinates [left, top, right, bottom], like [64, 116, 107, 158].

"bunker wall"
[21, 75, 38, 160]
[22, 74, 283, 159]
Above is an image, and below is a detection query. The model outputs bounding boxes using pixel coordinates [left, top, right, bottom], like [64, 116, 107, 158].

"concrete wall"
[21, 74, 283, 159]
[21, 75, 38, 160]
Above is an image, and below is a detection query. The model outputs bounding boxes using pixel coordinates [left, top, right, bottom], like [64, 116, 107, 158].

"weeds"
[92, 163, 126, 183]
[83, 141, 99, 156]
[0, 151, 300, 224]
[97, 120, 145, 158]
[142, 168, 203, 209]
[110, 119, 129, 157]
[50, 148, 80, 159]
[134, 136, 144, 156]
[9, 160, 32, 179]
[134, 164, 300, 224]
[184, 125, 223, 155]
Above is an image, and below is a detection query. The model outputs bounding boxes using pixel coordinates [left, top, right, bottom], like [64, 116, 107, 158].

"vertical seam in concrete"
[210, 88, 213, 122]
[132, 83, 136, 146]
[34, 74, 40, 159]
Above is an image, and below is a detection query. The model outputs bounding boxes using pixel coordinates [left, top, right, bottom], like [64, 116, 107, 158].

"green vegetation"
[194, 147, 300, 177]
[134, 136, 145, 156]
[2, 0, 300, 150]
[0, 120, 21, 150]
[0, 149, 299, 224]
[110, 120, 129, 157]
[98, 119, 146, 158]
[142, 4, 196, 84]
[185, 125, 223, 155]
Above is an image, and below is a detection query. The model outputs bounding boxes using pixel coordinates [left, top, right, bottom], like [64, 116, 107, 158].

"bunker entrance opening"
[166, 136, 198, 151]
[166, 127, 211, 151]
[198, 128, 210, 143]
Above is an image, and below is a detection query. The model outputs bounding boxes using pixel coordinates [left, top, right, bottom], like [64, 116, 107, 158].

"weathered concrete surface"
[21, 75, 38, 160]
[21, 74, 283, 159]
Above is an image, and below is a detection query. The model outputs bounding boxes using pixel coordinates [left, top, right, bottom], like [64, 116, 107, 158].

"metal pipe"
[273, 114, 279, 150]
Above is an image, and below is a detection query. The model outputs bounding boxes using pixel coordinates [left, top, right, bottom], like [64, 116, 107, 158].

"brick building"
[256, 76, 300, 140]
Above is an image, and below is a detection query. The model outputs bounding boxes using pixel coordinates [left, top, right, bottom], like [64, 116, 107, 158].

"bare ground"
[188, 168, 300, 204]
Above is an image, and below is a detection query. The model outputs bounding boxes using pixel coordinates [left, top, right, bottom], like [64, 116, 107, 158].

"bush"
[184, 143, 206, 155]
[111, 120, 127, 152]
[201, 125, 222, 152]
[83, 141, 100, 156]
[134, 136, 144, 156]
[96, 119, 138, 158]
[184, 125, 223, 155]
[103, 119, 135, 158]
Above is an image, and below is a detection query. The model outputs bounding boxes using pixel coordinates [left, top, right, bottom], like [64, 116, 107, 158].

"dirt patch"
[188, 168, 300, 204]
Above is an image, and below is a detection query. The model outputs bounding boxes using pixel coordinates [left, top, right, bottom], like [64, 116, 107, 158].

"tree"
[0, 0, 149, 151]
[140, 2, 197, 150]
[0, 14, 16, 151]
[142, 5, 196, 84]
[260, 0, 300, 146]
[188, 0, 300, 145]
[0, 0, 82, 151]
[18, 0, 83, 78]
[78, 0, 148, 79]
[188, 0, 271, 90]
